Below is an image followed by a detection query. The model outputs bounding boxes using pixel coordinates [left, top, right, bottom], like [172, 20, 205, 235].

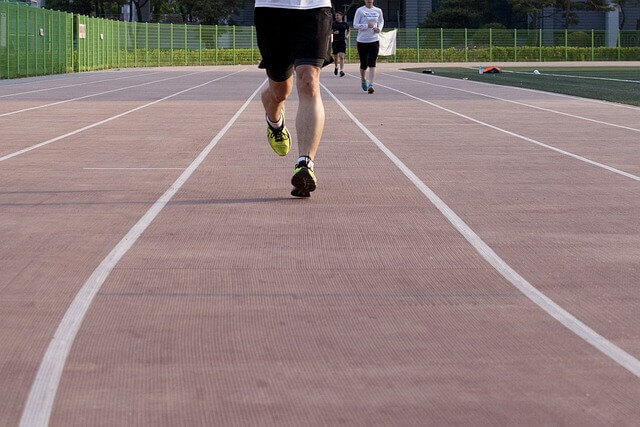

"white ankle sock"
[297, 156, 314, 170]
[266, 113, 283, 129]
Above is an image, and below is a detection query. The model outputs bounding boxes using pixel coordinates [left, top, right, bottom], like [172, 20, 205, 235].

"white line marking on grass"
[0, 71, 163, 98]
[383, 72, 640, 134]
[19, 78, 267, 427]
[0, 69, 245, 163]
[84, 168, 184, 170]
[403, 70, 640, 112]
[322, 81, 640, 379]
[0, 71, 204, 118]
[504, 69, 640, 83]
[347, 74, 640, 182]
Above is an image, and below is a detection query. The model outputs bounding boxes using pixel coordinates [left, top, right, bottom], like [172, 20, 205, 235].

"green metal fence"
[2, 1, 640, 79]
[73, 18, 261, 71]
[1, 1, 73, 78]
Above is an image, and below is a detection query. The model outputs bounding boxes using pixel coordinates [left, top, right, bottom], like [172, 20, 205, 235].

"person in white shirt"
[254, 0, 333, 197]
[353, 0, 384, 94]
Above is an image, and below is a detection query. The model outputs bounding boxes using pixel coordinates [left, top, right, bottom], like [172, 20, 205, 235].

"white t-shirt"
[353, 5, 384, 43]
[254, 0, 331, 9]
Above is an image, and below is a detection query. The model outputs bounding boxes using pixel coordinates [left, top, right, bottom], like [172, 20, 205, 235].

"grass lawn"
[404, 66, 640, 106]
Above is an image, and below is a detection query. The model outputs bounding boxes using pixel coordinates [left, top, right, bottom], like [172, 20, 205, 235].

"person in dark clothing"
[331, 11, 350, 77]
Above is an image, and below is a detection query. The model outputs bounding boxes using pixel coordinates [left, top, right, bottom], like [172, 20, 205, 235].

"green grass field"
[404, 66, 640, 106]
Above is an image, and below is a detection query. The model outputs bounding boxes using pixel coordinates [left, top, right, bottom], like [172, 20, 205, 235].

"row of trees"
[422, 0, 640, 30]
[44, 0, 244, 24]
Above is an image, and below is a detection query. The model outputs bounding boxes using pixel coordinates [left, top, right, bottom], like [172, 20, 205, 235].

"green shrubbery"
[72, 46, 640, 72]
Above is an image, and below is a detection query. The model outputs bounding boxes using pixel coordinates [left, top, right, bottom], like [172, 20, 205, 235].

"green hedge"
[71, 46, 640, 72]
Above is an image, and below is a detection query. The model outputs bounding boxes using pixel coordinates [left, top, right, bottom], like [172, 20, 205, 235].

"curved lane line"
[348, 74, 640, 182]
[322, 81, 640, 379]
[383, 72, 640, 134]
[19, 77, 267, 427]
[0, 70, 243, 163]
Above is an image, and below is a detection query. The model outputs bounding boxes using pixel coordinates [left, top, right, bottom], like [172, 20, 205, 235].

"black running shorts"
[254, 7, 333, 82]
[332, 40, 347, 55]
[357, 41, 379, 70]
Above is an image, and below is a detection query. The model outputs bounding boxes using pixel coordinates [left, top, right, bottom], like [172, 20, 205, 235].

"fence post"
[513, 28, 517, 62]
[394, 30, 397, 62]
[157, 23, 160, 67]
[145, 22, 148, 67]
[199, 24, 202, 65]
[416, 27, 420, 62]
[233, 25, 236, 65]
[215, 24, 218, 64]
[16, 6, 19, 76]
[133, 21, 137, 67]
[464, 28, 468, 62]
[6, 6, 11, 77]
[617, 29, 621, 61]
[184, 24, 187, 65]
[539, 28, 542, 62]
[26, 9, 29, 76]
[34, 10, 37, 75]
[591, 29, 594, 61]
[43, 11, 46, 74]
[58, 11, 62, 74]
[251, 25, 254, 63]
[565, 29, 568, 61]
[170, 23, 173, 65]
[93, 18, 96, 70]
[347, 31, 351, 63]
[439, 27, 444, 62]
[124, 21, 127, 68]
[491, 27, 498, 61]
[111, 19, 114, 68]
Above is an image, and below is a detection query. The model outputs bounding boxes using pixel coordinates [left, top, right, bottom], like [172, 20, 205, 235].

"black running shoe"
[291, 158, 317, 198]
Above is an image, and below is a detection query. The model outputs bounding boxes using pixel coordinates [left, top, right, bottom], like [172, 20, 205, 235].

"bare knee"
[266, 79, 292, 104]
[296, 66, 320, 98]
[270, 88, 288, 103]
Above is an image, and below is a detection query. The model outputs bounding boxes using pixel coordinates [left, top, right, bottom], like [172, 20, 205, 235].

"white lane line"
[19, 78, 267, 427]
[322, 82, 640, 379]
[0, 71, 163, 98]
[0, 71, 204, 118]
[503, 69, 640, 83]
[0, 71, 122, 88]
[382, 72, 640, 134]
[347, 74, 640, 182]
[0, 69, 245, 163]
[403, 70, 640, 112]
[84, 168, 184, 170]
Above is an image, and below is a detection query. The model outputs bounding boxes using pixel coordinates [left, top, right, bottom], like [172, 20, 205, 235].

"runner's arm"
[377, 9, 384, 31]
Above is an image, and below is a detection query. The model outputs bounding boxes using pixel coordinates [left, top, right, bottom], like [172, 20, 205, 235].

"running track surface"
[1, 65, 639, 425]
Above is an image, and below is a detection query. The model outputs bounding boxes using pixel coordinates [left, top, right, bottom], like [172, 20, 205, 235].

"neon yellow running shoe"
[291, 157, 317, 198]
[266, 111, 291, 156]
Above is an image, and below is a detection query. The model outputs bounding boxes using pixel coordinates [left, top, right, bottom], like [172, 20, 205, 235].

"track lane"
[323, 69, 640, 361]
[0, 69, 241, 160]
[371, 73, 640, 179]
[383, 72, 640, 134]
[38, 70, 640, 425]
[0, 71, 265, 426]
